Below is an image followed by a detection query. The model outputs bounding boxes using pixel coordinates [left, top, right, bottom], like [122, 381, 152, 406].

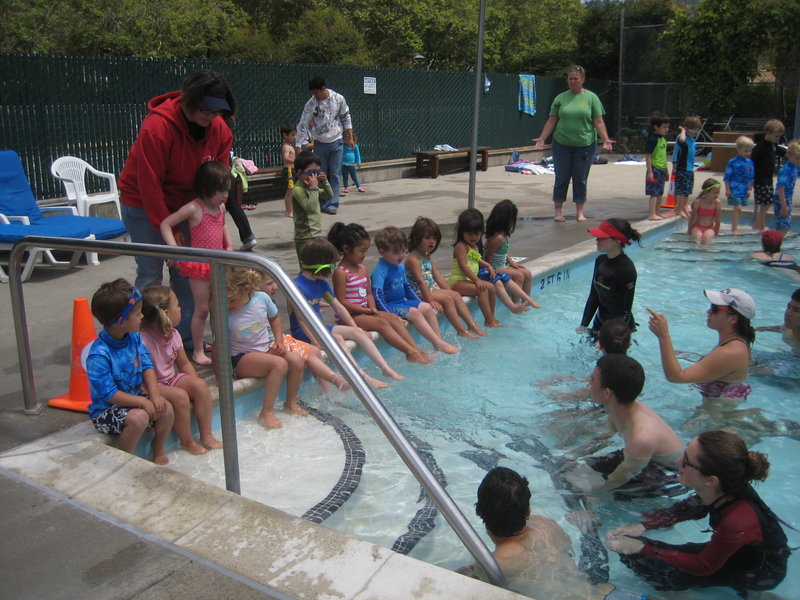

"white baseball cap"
[704, 288, 756, 320]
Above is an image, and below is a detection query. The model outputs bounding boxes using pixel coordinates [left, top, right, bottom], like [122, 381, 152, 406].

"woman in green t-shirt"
[533, 66, 614, 223]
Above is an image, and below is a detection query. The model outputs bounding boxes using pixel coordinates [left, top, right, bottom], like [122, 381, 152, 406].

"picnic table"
[413, 146, 491, 178]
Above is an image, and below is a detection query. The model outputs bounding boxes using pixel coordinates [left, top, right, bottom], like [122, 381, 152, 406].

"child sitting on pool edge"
[85, 278, 174, 465]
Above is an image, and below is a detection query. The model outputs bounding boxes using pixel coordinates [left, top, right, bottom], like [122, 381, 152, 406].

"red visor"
[587, 221, 630, 245]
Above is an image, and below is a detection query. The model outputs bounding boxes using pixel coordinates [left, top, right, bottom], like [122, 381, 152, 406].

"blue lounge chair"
[0, 150, 127, 269]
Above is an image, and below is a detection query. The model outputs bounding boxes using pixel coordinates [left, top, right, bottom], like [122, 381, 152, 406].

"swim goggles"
[302, 169, 322, 175]
[107, 286, 142, 326]
[302, 263, 336, 275]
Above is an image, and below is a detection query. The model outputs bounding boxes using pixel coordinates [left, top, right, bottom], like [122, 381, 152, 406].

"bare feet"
[511, 303, 529, 314]
[554, 215, 566, 223]
[182, 440, 209, 455]
[285, 401, 309, 417]
[201, 435, 223, 449]
[470, 324, 488, 336]
[485, 319, 503, 327]
[648, 214, 664, 221]
[526, 299, 541, 309]
[576, 214, 588, 222]
[407, 350, 435, 364]
[192, 351, 212, 366]
[732, 230, 743, 236]
[457, 329, 479, 340]
[258, 411, 283, 429]
[383, 367, 405, 381]
[153, 451, 169, 465]
[284, 211, 293, 218]
[365, 374, 389, 389]
[330, 374, 351, 391]
[438, 342, 461, 354]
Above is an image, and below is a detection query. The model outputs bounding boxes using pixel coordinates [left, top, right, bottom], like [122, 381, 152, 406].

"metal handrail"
[8, 236, 506, 587]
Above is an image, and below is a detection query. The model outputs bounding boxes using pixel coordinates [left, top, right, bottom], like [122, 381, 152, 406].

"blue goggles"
[303, 169, 322, 175]
[106, 287, 142, 326]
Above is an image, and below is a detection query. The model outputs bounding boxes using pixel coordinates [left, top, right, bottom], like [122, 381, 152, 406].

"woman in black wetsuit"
[579, 218, 641, 335]
[605, 430, 789, 596]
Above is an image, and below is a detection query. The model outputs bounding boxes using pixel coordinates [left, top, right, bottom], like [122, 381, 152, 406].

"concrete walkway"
[0, 155, 678, 598]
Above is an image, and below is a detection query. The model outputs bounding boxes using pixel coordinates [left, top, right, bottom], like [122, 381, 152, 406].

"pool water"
[172, 223, 800, 599]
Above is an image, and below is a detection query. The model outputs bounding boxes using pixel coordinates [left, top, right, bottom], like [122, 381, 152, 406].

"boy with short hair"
[774, 141, 800, 238]
[752, 119, 787, 231]
[371, 227, 459, 354]
[292, 151, 333, 267]
[724, 136, 755, 235]
[280, 123, 297, 218]
[672, 116, 701, 219]
[645, 112, 670, 220]
[86, 278, 174, 464]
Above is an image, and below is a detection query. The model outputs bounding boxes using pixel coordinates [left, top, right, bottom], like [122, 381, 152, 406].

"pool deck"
[0, 156, 714, 598]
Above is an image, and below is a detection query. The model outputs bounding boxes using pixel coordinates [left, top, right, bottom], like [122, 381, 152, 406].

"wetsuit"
[619, 486, 789, 595]
[581, 253, 637, 332]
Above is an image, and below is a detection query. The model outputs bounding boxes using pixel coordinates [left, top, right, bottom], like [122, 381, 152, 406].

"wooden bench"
[413, 146, 491, 178]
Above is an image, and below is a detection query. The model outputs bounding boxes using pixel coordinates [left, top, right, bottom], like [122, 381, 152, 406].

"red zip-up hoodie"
[118, 91, 233, 229]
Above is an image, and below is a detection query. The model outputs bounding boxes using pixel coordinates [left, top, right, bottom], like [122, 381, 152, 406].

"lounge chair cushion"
[0, 222, 91, 244]
[41, 215, 127, 240]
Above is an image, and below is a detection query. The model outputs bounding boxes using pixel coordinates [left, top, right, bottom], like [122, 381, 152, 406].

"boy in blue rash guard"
[672, 116, 701, 219]
[773, 141, 800, 238]
[723, 136, 755, 235]
[370, 226, 459, 354]
[86, 278, 174, 464]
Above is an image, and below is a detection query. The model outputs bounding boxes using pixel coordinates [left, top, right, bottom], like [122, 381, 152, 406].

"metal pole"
[467, 0, 487, 209]
[209, 261, 240, 494]
[617, 6, 625, 135]
[8, 245, 39, 414]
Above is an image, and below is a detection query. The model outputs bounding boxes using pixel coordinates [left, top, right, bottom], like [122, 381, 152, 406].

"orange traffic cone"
[48, 297, 97, 412]
[662, 171, 676, 209]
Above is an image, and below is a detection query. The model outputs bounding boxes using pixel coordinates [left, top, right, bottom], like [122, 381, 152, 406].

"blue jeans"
[121, 204, 195, 347]
[551, 139, 596, 204]
[341, 164, 361, 189]
[314, 139, 343, 210]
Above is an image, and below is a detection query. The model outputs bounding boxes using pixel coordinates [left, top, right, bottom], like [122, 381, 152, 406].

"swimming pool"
[168, 221, 800, 599]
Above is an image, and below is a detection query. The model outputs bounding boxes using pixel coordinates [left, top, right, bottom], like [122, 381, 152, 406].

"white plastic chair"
[50, 156, 121, 218]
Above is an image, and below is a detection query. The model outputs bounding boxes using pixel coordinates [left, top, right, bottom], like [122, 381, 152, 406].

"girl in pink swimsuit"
[687, 178, 722, 245]
[161, 161, 233, 365]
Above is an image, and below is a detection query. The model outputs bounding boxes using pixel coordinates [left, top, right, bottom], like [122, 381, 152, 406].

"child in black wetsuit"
[580, 218, 641, 336]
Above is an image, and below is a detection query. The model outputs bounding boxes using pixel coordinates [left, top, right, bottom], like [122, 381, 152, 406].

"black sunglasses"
[682, 449, 708, 475]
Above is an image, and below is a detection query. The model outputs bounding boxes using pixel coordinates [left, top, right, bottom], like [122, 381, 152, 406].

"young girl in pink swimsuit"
[687, 178, 722, 245]
[161, 161, 233, 365]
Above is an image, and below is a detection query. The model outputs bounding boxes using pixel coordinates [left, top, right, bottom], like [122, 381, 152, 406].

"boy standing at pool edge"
[645, 112, 670, 221]
[86, 278, 174, 465]
[723, 136, 755, 235]
[773, 141, 800, 238]
[672, 116, 701, 219]
[751, 119, 786, 231]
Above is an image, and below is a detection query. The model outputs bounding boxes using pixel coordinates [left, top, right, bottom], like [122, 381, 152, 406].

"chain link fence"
[1, 54, 624, 199]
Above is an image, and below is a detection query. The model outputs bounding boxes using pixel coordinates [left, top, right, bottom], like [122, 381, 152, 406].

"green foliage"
[664, 0, 767, 114]
[285, 7, 372, 65]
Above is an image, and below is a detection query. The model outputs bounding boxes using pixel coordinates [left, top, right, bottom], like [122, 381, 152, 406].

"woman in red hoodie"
[119, 70, 237, 348]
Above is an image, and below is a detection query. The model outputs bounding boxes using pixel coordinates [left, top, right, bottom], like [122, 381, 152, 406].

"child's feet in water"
[330, 373, 351, 390]
[192, 351, 212, 366]
[406, 350, 435, 364]
[182, 440, 209, 455]
[285, 401, 309, 417]
[511, 303, 529, 314]
[201, 434, 223, 449]
[485, 319, 503, 327]
[437, 342, 460, 354]
[469, 324, 488, 336]
[153, 450, 169, 465]
[258, 411, 283, 429]
[383, 367, 405, 381]
[526, 299, 541, 309]
[457, 329, 479, 340]
[365, 373, 389, 389]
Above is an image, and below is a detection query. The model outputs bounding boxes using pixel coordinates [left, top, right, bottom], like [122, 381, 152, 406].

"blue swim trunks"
[645, 166, 668, 197]
[384, 299, 420, 319]
[478, 266, 512, 284]
[674, 170, 694, 197]
[727, 196, 748, 207]
[774, 196, 793, 231]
